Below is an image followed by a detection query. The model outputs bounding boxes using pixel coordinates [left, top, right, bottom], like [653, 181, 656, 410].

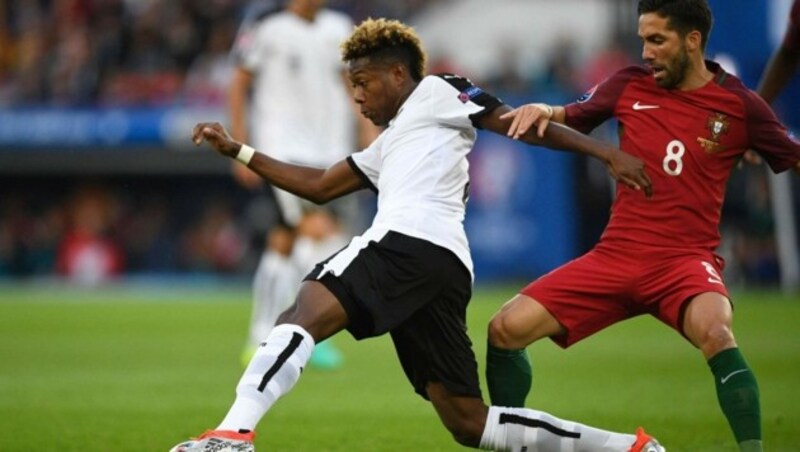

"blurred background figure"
[757, 0, 800, 104]
[56, 184, 124, 285]
[227, 0, 379, 370]
[753, 0, 800, 292]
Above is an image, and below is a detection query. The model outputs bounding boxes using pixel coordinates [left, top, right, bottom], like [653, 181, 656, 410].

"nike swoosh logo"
[721, 369, 748, 384]
[633, 101, 660, 110]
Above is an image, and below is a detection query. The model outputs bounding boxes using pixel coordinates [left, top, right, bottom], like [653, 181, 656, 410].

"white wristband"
[236, 144, 255, 165]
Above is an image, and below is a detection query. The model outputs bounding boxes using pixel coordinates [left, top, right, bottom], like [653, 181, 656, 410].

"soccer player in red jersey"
[486, 1, 800, 452]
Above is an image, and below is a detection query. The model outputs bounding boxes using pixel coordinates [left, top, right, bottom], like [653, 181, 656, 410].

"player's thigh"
[309, 231, 470, 337]
[488, 294, 564, 348]
[277, 280, 349, 342]
[682, 291, 735, 356]
[389, 267, 481, 401]
[642, 251, 732, 340]
[520, 248, 634, 348]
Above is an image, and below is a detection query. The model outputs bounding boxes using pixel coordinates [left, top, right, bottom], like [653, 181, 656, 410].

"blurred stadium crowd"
[0, 0, 446, 284]
[0, 0, 438, 106]
[0, 0, 793, 288]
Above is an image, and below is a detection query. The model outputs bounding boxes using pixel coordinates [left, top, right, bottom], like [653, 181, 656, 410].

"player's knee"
[698, 323, 736, 355]
[487, 313, 519, 349]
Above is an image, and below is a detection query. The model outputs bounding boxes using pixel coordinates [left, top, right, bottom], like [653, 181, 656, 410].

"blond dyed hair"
[340, 18, 427, 82]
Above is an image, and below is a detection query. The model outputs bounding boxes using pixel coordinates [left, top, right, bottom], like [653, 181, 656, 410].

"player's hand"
[500, 103, 553, 139]
[606, 150, 653, 198]
[737, 150, 762, 169]
[192, 122, 241, 158]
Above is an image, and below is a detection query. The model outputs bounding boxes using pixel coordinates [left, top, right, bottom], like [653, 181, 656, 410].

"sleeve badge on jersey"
[697, 112, 730, 153]
[788, 130, 798, 145]
[577, 85, 598, 103]
[458, 86, 483, 103]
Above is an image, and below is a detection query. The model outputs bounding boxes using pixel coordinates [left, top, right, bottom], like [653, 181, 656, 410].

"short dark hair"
[340, 18, 427, 82]
[638, 0, 713, 50]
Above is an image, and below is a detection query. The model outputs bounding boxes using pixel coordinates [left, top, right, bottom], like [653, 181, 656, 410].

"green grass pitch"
[0, 282, 798, 451]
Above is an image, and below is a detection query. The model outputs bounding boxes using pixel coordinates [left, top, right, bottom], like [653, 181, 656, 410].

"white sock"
[219, 324, 315, 432]
[479, 406, 636, 452]
[247, 252, 302, 346]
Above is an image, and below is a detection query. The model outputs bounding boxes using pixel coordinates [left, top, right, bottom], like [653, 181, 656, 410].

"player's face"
[638, 13, 690, 89]
[348, 58, 404, 127]
[292, 0, 325, 13]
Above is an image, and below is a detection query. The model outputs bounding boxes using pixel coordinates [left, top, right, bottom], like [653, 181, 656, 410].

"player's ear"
[389, 63, 407, 86]
[685, 29, 702, 52]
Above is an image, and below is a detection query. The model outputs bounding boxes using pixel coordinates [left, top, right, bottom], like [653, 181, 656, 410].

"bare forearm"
[192, 122, 363, 203]
[228, 69, 252, 141]
[757, 46, 800, 104]
[485, 103, 651, 196]
[484, 104, 610, 162]
[245, 152, 349, 203]
[228, 91, 249, 141]
[520, 121, 612, 163]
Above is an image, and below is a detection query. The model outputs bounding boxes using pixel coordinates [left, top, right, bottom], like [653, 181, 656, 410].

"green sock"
[708, 348, 762, 451]
[486, 343, 532, 407]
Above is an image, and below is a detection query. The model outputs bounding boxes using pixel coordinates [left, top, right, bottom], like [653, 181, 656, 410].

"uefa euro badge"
[697, 112, 730, 153]
[458, 85, 483, 104]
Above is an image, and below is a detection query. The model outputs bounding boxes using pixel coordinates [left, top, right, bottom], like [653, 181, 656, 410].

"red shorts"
[521, 241, 730, 348]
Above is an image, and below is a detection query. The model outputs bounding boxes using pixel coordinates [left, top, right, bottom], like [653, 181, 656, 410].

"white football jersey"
[233, 8, 355, 166]
[343, 74, 502, 278]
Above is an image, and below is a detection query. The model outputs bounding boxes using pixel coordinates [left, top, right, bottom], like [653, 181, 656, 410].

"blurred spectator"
[1, 4, 49, 104]
[0, 193, 63, 277]
[181, 17, 236, 105]
[48, 25, 98, 105]
[538, 35, 582, 99]
[483, 42, 532, 98]
[179, 199, 246, 273]
[56, 184, 124, 284]
[117, 194, 177, 272]
[0, 0, 438, 107]
[579, 36, 634, 89]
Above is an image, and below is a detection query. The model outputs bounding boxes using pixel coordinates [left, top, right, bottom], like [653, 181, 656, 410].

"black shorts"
[304, 231, 481, 400]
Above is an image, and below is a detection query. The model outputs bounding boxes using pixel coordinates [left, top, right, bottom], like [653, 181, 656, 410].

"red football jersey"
[565, 61, 800, 250]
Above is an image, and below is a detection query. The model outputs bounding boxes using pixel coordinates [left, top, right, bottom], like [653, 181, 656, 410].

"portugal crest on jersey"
[697, 112, 730, 153]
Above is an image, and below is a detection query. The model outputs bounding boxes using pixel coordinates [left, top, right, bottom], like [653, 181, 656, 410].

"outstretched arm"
[479, 104, 652, 198]
[228, 67, 264, 189]
[757, 43, 800, 104]
[193, 122, 365, 204]
[746, 18, 800, 168]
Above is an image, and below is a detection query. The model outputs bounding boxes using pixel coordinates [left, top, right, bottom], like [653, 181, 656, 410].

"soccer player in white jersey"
[229, 0, 377, 369]
[171, 18, 662, 452]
